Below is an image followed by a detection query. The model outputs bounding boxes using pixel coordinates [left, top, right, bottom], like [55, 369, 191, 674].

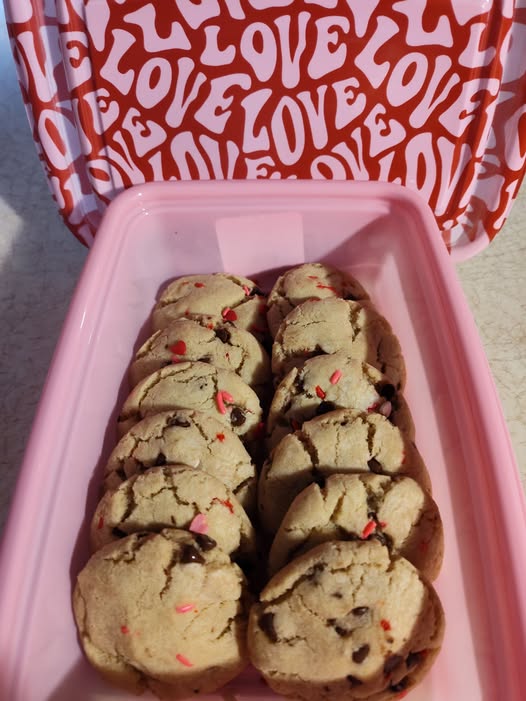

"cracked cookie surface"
[248, 540, 444, 701]
[117, 361, 263, 443]
[267, 262, 369, 338]
[151, 273, 269, 345]
[91, 465, 257, 561]
[271, 297, 406, 388]
[267, 353, 414, 451]
[73, 529, 250, 699]
[104, 409, 256, 513]
[268, 473, 443, 580]
[129, 315, 271, 401]
[258, 409, 430, 533]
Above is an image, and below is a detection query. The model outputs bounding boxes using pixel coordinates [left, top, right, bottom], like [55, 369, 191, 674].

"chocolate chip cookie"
[73, 529, 250, 698]
[91, 465, 257, 563]
[129, 315, 271, 402]
[104, 409, 256, 513]
[258, 409, 430, 533]
[267, 353, 414, 451]
[151, 273, 269, 345]
[268, 473, 443, 580]
[266, 262, 369, 338]
[249, 540, 444, 701]
[117, 361, 263, 443]
[271, 297, 406, 388]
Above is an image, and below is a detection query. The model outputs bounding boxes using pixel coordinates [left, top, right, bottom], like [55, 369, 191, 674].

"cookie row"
[250, 263, 445, 700]
[73, 273, 276, 698]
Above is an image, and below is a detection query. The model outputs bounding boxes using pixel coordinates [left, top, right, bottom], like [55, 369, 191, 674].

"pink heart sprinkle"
[189, 513, 208, 534]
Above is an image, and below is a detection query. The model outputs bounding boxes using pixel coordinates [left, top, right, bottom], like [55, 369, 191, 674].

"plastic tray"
[0, 180, 525, 701]
[4, 2, 526, 254]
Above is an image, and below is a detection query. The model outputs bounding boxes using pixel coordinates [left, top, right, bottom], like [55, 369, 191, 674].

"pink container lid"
[4, 1, 526, 256]
[0, 179, 525, 700]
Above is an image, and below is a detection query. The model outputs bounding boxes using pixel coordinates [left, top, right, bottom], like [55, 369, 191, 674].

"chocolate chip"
[180, 544, 205, 564]
[384, 654, 404, 676]
[230, 407, 246, 426]
[116, 468, 127, 481]
[352, 644, 370, 663]
[390, 677, 408, 692]
[251, 286, 264, 296]
[155, 452, 167, 466]
[111, 527, 127, 538]
[259, 612, 278, 642]
[168, 416, 191, 427]
[367, 458, 382, 473]
[335, 625, 352, 638]
[352, 606, 370, 616]
[376, 383, 396, 400]
[315, 400, 336, 416]
[194, 533, 216, 551]
[347, 675, 362, 687]
[406, 651, 423, 669]
[332, 592, 343, 599]
[215, 327, 231, 344]
[198, 356, 211, 363]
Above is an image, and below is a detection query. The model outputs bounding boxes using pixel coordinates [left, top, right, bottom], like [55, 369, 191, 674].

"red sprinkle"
[361, 519, 376, 539]
[176, 653, 193, 668]
[216, 432, 226, 442]
[397, 692, 409, 699]
[194, 282, 205, 288]
[367, 402, 380, 412]
[215, 390, 234, 415]
[207, 323, 214, 329]
[189, 513, 208, 534]
[175, 603, 195, 614]
[329, 369, 342, 385]
[380, 619, 391, 631]
[242, 285, 250, 296]
[213, 497, 234, 514]
[307, 275, 319, 280]
[120, 625, 129, 635]
[315, 385, 326, 399]
[316, 283, 338, 293]
[97, 516, 104, 530]
[170, 340, 187, 355]
[222, 307, 238, 322]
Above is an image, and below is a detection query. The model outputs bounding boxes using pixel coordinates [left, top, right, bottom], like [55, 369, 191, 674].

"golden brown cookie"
[151, 273, 269, 345]
[272, 297, 406, 388]
[103, 409, 256, 513]
[268, 473, 443, 580]
[73, 529, 250, 698]
[267, 262, 369, 338]
[117, 361, 263, 443]
[129, 315, 271, 402]
[90, 465, 257, 565]
[258, 409, 430, 533]
[248, 540, 444, 701]
[267, 353, 414, 451]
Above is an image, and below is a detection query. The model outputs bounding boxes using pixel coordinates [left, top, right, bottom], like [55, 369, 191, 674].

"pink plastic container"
[0, 180, 525, 700]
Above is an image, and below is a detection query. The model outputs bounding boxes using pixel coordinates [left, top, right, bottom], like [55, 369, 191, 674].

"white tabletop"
[0, 9, 524, 535]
